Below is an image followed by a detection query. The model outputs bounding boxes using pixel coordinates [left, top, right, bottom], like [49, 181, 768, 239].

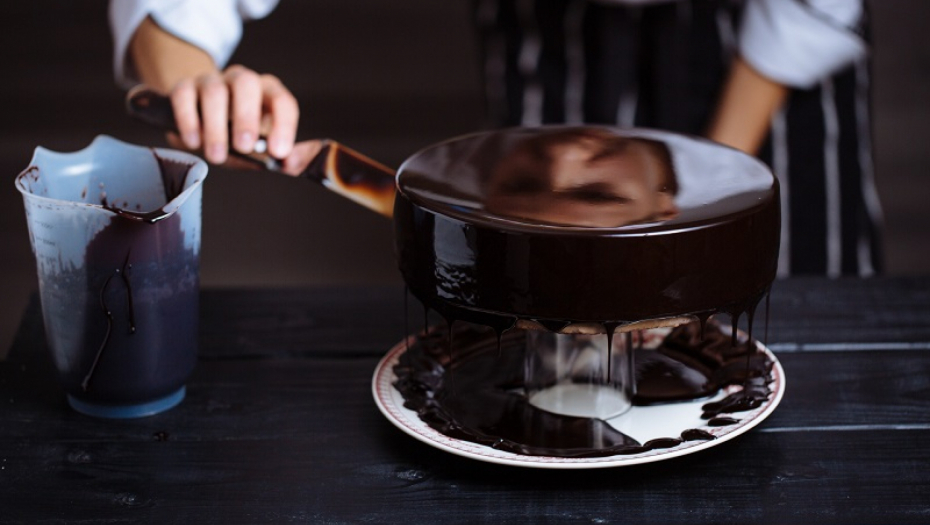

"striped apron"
[472, 0, 884, 276]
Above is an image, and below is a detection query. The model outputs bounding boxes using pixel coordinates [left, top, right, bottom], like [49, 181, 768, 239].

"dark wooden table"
[2, 277, 929, 524]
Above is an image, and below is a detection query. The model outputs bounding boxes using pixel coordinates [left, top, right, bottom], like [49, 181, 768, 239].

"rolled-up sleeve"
[739, 0, 866, 88]
[109, 0, 279, 88]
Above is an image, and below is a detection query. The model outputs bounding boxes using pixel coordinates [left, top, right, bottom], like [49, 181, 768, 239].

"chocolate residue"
[393, 319, 773, 458]
[99, 152, 195, 224]
[22, 165, 39, 183]
[153, 153, 192, 205]
[54, 153, 200, 404]
[81, 252, 136, 392]
[81, 269, 117, 392]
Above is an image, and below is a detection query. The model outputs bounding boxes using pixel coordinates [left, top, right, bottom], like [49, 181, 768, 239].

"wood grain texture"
[1, 429, 929, 524]
[3, 352, 929, 440]
[2, 278, 930, 523]
[8, 278, 930, 363]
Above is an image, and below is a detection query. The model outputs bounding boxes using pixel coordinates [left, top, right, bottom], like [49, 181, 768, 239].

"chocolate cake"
[394, 126, 780, 333]
[388, 126, 781, 458]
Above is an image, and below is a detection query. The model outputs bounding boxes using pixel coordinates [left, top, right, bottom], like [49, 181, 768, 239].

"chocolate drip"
[422, 303, 430, 338]
[696, 312, 711, 340]
[743, 296, 759, 347]
[81, 252, 139, 392]
[120, 253, 136, 334]
[764, 292, 771, 346]
[403, 286, 410, 353]
[494, 318, 517, 357]
[603, 322, 621, 383]
[82, 271, 117, 392]
[394, 319, 773, 458]
[628, 333, 638, 397]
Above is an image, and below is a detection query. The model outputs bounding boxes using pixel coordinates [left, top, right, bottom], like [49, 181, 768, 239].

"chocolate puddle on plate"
[392, 319, 774, 458]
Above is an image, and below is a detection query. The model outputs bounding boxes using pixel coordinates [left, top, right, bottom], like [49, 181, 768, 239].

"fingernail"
[184, 132, 201, 149]
[270, 138, 290, 158]
[235, 132, 255, 153]
[207, 144, 227, 164]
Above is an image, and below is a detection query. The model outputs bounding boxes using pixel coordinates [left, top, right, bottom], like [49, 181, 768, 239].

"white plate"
[372, 335, 785, 469]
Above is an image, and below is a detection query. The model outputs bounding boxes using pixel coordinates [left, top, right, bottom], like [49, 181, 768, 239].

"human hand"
[167, 64, 299, 166]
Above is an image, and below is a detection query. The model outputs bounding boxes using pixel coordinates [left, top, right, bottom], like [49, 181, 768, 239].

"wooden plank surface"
[1, 429, 928, 524]
[4, 351, 930, 440]
[8, 278, 930, 363]
[2, 278, 930, 523]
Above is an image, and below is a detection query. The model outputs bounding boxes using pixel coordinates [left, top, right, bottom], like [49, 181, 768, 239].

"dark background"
[1, 0, 928, 354]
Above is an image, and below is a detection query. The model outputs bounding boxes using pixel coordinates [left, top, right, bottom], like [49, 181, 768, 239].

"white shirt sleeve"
[739, 0, 867, 88]
[109, 0, 280, 89]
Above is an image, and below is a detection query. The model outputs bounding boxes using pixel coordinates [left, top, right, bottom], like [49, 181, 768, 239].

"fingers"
[261, 74, 299, 159]
[166, 65, 299, 166]
[170, 79, 201, 151]
[224, 65, 262, 155]
[196, 73, 230, 164]
[281, 140, 325, 177]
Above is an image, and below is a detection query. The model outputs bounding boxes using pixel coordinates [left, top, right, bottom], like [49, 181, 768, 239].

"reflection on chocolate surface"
[393, 319, 774, 458]
[397, 126, 775, 230]
[483, 128, 679, 228]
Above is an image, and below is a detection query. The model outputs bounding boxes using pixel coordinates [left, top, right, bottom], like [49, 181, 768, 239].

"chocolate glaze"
[394, 126, 780, 328]
[98, 153, 195, 224]
[393, 319, 773, 458]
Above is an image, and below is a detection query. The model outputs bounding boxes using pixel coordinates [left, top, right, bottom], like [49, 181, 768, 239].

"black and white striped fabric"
[472, 0, 883, 277]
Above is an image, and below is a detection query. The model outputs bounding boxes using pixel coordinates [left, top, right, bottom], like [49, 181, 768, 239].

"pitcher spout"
[16, 135, 207, 223]
[15, 135, 208, 274]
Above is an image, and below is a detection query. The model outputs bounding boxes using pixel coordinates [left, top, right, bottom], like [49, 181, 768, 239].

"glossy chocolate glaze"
[394, 126, 780, 327]
[393, 319, 773, 458]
